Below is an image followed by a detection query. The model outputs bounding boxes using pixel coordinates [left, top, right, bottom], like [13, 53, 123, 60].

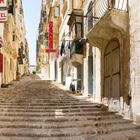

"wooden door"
[104, 40, 120, 110]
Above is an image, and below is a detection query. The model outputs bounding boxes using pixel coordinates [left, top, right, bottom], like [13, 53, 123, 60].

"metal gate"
[104, 39, 120, 110]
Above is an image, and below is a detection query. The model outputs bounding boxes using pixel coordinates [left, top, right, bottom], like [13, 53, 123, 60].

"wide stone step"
[0, 97, 76, 99]
[0, 124, 138, 138]
[0, 119, 132, 129]
[0, 108, 103, 113]
[0, 127, 98, 137]
[0, 99, 79, 101]
[0, 104, 101, 109]
[0, 103, 95, 106]
[0, 114, 122, 122]
[0, 97, 76, 100]
[0, 111, 115, 117]
[0, 101, 89, 104]
[0, 136, 98, 140]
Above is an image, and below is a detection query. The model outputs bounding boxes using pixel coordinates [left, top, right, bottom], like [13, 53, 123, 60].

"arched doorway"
[104, 39, 120, 110]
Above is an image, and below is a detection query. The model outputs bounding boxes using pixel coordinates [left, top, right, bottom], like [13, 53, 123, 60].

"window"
[8, 0, 14, 14]
[57, 0, 64, 4]
[76, 23, 82, 38]
[54, 6, 60, 18]
[50, 0, 53, 4]
[13, 32, 16, 41]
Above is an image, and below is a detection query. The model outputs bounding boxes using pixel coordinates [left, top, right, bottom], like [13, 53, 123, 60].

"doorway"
[88, 56, 93, 96]
[104, 39, 120, 110]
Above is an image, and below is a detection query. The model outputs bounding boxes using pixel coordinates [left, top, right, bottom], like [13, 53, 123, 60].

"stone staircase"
[0, 78, 139, 140]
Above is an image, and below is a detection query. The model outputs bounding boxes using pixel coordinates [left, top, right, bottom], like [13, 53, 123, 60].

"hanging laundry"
[60, 42, 65, 56]
[68, 41, 71, 49]
[56, 50, 60, 59]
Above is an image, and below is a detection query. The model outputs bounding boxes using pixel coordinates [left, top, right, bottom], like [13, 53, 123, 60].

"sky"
[22, 0, 42, 65]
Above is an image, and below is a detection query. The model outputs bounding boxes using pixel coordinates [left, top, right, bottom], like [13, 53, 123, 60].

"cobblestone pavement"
[0, 75, 139, 140]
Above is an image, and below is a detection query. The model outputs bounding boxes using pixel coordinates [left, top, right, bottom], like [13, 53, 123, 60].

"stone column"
[129, 0, 140, 123]
[83, 43, 90, 96]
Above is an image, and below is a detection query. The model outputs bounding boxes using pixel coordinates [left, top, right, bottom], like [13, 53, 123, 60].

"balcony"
[70, 39, 83, 66]
[86, 0, 128, 49]
[92, 0, 128, 19]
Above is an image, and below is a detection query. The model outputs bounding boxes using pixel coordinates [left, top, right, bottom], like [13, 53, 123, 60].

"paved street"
[0, 75, 139, 140]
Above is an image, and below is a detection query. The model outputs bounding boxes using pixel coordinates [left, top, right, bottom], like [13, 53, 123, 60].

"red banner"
[48, 21, 53, 49]
[46, 21, 57, 53]
[0, 53, 3, 73]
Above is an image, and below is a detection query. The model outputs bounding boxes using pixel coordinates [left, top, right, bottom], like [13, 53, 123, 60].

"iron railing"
[85, 0, 128, 33]
[93, 0, 128, 18]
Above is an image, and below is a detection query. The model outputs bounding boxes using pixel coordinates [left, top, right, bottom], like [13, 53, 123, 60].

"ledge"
[86, 9, 128, 49]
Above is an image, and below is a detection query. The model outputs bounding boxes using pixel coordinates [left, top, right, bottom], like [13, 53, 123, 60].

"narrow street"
[0, 75, 139, 140]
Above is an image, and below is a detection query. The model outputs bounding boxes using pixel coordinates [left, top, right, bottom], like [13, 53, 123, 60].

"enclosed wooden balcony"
[70, 39, 83, 65]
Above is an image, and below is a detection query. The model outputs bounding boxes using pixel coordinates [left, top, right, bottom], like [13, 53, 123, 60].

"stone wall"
[129, 0, 140, 123]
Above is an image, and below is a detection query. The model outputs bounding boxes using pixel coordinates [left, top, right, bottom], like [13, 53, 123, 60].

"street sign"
[0, 0, 7, 8]
[0, 10, 7, 22]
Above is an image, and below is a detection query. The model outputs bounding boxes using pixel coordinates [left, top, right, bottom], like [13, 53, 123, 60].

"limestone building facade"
[37, 0, 140, 123]
[0, 0, 29, 86]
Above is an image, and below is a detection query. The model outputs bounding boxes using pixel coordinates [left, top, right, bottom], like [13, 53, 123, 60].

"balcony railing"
[85, 0, 128, 33]
[88, 0, 128, 24]
[95, 0, 128, 17]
